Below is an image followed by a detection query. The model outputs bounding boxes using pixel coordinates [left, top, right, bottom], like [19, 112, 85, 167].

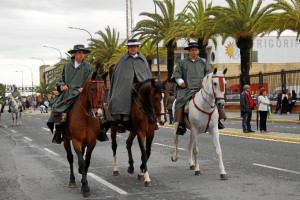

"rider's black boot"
[52, 124, 63, 144]
[218, 120, 225, 129]
[176, 123, 186, 135]
[97, 122, 109, 142]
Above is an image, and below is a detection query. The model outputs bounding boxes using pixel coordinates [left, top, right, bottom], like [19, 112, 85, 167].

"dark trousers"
[168, 109, 174, 124]
[259, 111, 268, 131]
[242, 111, 252, 131]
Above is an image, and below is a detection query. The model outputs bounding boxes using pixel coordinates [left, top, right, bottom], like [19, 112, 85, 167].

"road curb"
[227, 117, 300, 124]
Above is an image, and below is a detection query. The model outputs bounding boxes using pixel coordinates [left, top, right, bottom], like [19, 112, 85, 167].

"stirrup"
[176, 125, 186, 135]
[52, 132, 62, 144]
[117, 124, 126, 133]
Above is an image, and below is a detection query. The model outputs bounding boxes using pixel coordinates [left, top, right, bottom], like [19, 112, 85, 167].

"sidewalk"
[23, 108, 300, 143]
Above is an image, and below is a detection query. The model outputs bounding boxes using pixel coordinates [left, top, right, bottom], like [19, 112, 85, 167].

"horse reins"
[192, 75, 225, 132]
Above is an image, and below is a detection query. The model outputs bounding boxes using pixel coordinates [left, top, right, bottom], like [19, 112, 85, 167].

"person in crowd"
[167, 91, 176, 124]
[8, 84, 22, 112]
[44, 99, 49, 113]
[286, 90, 292, 114]
[240, 85, 256, 133]
[281, 90, 288, 114]
[275, 90, 282, 114]
[171, 42, 226, 136]
[47, 44, 108, 144]
[108, 39, 153, 133]
[257, 88, 271, 133]
[289, 90, 297, 113]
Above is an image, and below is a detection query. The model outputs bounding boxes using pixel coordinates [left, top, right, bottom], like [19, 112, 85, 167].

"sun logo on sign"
[225, 41, 235, 59]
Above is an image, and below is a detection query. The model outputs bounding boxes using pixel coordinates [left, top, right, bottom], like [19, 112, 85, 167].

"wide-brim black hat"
[184, 42, 199, 50]
[125, 39, 141, 46]
[68, 44, 91, 54]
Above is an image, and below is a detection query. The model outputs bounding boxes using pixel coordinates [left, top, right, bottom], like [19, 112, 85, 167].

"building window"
[252, 51, 258, 62]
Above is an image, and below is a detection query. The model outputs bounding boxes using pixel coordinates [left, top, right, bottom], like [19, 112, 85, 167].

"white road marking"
[43, 148, 60, 156]
[88, 173, 128, 195]
[253, 163, 300, 175]
[153, 142, 186, 151]
[23, 137, 32, 141]
[10, 130, 17, 133]
[42, 127, 50, 131]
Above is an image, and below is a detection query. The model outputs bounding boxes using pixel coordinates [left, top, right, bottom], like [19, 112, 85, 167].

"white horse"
[171, 68, 228, 180]
[7, 94, 22, 126]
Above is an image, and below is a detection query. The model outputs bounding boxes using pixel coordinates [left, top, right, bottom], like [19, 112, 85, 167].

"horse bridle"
[193, 74, 225, 132]
[79, 79, 104, 118]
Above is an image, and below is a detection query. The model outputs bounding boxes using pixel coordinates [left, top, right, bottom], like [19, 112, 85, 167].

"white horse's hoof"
[144, 181, 153, 187]
[171, 156, 178, 162]
[195, 170, 202, 176]
[190, 165, 195, 170]
[220, 174, 228, 180]
[113, 171, 119, 176]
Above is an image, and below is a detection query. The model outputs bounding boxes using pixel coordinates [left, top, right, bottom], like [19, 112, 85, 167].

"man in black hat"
[108, 39, 153, 133]
[171, 42, 226, 135]
[47, 44, 108, 144]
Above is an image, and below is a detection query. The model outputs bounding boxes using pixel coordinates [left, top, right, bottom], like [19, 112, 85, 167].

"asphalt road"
[0, 112, 300, 200]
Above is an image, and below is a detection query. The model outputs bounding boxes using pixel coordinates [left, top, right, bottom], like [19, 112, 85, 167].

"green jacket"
[11, 90, 21, 99]
[51, 59, 93, 114]
[171, 56, 211, 109]
[0, 84, 5, 105]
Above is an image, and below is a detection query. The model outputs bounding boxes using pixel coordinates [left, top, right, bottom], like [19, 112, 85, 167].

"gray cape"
[171, 56, 211, 110]
[108, 52, 152, 116]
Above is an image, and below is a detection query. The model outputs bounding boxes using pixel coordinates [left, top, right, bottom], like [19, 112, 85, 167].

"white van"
[271, 85, 300, 98]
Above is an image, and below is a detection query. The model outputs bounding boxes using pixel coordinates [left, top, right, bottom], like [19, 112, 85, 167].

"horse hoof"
[113, 171, 119, 176]
[220, 174, 228, 180]
[68, 181, 76, 188]
[127, 167, 134, 174]
[190, 165, 196, 170]
[195, 170, 202, 176]
[81, 187, 91, 197]
[144, 181, 153, 187]
[171, 156, 177, 162]
[137, 174, 144, 180]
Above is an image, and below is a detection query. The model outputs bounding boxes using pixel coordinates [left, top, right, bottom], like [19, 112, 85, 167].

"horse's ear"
[223, 68, 227, 75]
[91, 72, 97, 80]
[213, 68, 217, 74]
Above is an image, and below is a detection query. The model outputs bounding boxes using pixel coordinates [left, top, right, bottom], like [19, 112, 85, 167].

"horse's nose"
[217, 100, 225, 108]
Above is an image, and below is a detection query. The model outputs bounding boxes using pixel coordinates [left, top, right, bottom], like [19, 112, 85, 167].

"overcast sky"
[0, 0, 278, 87]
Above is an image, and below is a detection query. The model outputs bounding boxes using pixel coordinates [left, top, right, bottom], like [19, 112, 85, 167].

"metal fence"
[225, 69, 300, 102]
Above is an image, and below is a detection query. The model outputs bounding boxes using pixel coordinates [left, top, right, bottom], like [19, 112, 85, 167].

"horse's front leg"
[73, 143, 90, 197]
[63, 139, 76, 188]
[188, 130, 196, 170]
[137, 131, 152, 187]
[171, 122, 179, 162]
[211, 129, 228, 180]
[126, 131, 136, 174]
[190, 128, 201, 175]
[110, 124, 119, 176]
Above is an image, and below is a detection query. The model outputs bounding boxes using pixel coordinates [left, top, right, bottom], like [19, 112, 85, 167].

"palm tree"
[133, 0, 178, 81]
[169, 0, 215, 59]
[35, 81, 55, 99]
[264, 0, 300, 39]
[88, 26, 120, 86]
[205, 0, 273, 88]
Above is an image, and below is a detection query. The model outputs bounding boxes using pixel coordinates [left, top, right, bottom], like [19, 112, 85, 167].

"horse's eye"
[213, 82, 217, 86]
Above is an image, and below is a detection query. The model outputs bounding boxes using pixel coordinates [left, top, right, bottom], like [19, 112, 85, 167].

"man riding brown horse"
[47, 44, 109, 144]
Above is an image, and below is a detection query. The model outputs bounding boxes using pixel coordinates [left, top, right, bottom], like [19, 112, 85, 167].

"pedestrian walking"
[167, 91, 175, 124]
[281, 90, 288, 114]
[44, 99, 49, 113]
[289, 90, 297, 113]
[275, 90, 282, 114]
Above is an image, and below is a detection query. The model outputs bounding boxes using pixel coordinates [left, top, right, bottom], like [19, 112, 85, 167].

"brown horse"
[62, 72, 105, 197]
[110, 79, 164, 187]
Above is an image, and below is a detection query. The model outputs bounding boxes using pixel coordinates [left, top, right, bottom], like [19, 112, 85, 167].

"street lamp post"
[30, 57, 46, 84]
[154, 0, 161, 81]
[15, 70, 23, 95]
[43, 45, 62, 60]
[68, 26, 93, 41]
[20, 65, 34, 96]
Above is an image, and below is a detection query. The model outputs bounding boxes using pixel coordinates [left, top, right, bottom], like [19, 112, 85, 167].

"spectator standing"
[275, 90, 282, 114]
[240, 85, 256, 133]
[289, 90, 297, 113]
[281, 90, 288, 114]
[44, 99, 49, 113]
[257, 88, 270, 133]
[167, 91, 175, 124]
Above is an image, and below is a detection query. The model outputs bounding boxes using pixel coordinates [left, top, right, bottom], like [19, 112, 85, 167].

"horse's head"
[82, 72, 105, 112]
[203, 68, 227, 109]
